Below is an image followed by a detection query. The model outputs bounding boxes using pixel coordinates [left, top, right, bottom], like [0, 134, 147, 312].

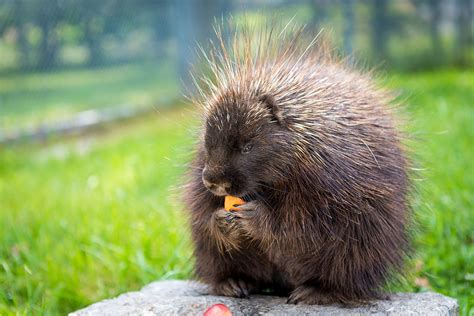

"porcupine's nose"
[202, 167, 231, 196]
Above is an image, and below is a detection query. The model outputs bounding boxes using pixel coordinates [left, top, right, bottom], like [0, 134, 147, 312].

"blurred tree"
[0, 0, 59, 70]
[309, 0, 329, 32]
[11, 0, 31, 70]
[456, 0, 473, 65]
[342, 0, 355, 57]
[81, 1, 108, 67]
[174, 0, 232, 90]
[0, 0, 13, 35]
[34, 0, 62, 69]
[67, 0, 152, 67]
[69, 0, 125, 67]
[371, 0, 389, 61]
[153, 0, 172, 58]
[428, 0, 443, 56]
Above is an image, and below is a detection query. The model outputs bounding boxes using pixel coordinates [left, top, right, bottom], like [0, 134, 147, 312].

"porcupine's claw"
[225, 211, 237, 223]
[234, 200, 259, 212]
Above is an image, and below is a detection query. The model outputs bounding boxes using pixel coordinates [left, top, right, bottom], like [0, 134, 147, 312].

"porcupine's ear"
[259, 94, 286, 126]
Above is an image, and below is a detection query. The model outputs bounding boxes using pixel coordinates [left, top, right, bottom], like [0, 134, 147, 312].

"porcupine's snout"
[202, 167, 232, 196]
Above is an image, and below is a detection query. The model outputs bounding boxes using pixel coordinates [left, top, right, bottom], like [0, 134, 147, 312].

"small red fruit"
[203, 303, 232, 316]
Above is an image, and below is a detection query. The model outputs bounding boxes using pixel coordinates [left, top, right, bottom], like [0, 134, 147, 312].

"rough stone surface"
[70, 280, 458, 315]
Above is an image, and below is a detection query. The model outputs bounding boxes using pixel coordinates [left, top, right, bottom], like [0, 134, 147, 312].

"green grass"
[0, 61, 179, 130]
[0, 108, 198, 315]
[388, 69, 474, 313]
[0, 70, 473, 315]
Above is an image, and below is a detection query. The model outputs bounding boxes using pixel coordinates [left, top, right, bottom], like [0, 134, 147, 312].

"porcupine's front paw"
[232, 200, 262, 235]
[214, 208, 242, 240]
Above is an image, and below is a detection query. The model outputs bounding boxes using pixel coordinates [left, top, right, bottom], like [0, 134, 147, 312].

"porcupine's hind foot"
[213, 278, 254, 299]
[287, 285, 337, 305]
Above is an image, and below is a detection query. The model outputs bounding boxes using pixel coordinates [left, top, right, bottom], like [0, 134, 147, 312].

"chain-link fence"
[0, 0, 472, 140]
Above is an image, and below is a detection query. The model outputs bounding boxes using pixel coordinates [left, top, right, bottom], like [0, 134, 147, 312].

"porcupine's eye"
[241, 143, 253, 154]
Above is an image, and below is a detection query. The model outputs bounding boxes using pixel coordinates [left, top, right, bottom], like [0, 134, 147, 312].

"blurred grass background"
[0, 62, 178, 129]
[0, 0, 473, 315]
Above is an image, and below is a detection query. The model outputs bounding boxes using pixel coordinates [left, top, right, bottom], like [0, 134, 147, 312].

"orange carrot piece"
[224, 195, 245, 211]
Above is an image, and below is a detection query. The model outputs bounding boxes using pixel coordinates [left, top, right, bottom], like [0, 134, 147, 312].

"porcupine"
[183, 22, 410, 305]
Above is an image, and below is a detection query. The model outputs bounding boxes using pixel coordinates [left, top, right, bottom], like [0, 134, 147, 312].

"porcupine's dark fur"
[183, 22, 410, 305]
